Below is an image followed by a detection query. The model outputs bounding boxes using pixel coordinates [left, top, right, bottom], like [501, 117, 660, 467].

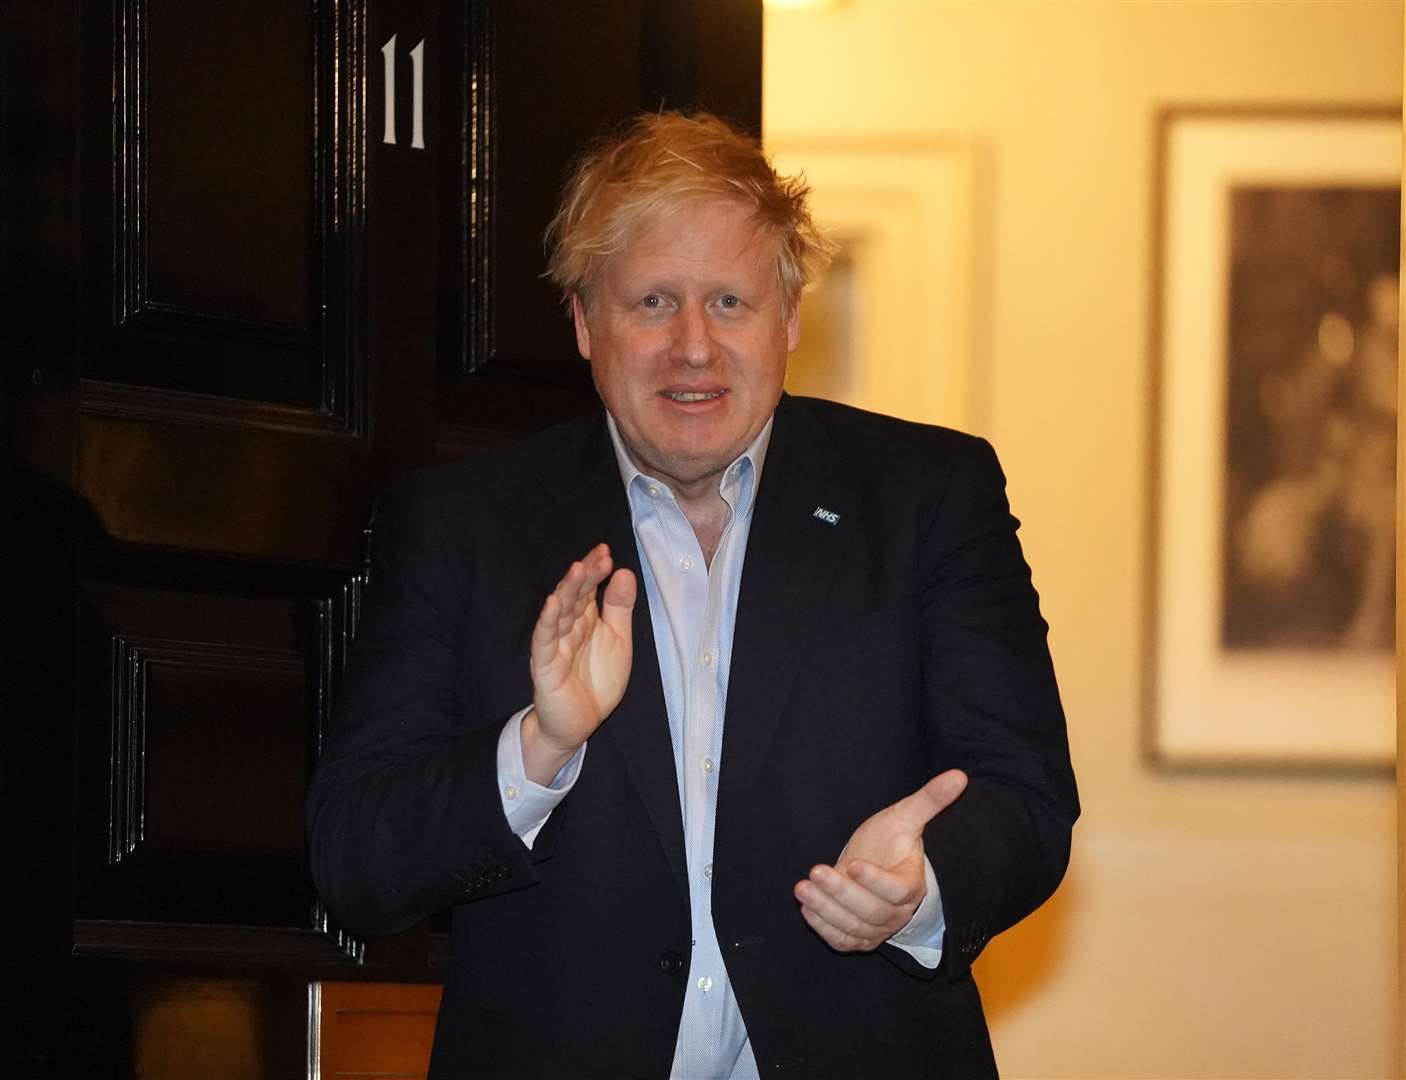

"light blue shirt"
[496, 412, 944, 1079]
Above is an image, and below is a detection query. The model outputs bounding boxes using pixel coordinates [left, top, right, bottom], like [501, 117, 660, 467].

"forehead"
[609, 199, 778, 280]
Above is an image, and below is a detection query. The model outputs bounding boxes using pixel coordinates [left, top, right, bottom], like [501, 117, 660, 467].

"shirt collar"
[604, 409, 773, 517]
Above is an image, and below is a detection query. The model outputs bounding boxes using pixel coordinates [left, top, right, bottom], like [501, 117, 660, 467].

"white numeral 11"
[381, 33, 426, 150]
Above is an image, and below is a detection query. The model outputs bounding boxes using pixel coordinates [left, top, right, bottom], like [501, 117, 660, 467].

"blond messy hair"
[544, 111, 834, 313]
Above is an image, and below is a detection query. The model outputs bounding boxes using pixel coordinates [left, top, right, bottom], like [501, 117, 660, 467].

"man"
[307, 112, 1077, 1079]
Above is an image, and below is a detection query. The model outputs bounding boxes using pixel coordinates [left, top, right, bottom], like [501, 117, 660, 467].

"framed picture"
[1146, 107, 1399, 770]
[765, 138, 978, 432]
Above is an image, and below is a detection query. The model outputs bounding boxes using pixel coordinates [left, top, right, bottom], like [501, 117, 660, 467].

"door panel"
[84, 0, 363, 430]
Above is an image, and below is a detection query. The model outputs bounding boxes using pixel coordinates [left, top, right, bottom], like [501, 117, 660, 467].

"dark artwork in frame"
[1221, 184, 1398, 653]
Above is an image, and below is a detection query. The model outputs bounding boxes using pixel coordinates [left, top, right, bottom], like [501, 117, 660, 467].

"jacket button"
[658, 950, 684, 975]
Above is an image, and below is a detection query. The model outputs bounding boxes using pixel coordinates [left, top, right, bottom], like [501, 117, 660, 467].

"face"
[573, 198, 800, 498]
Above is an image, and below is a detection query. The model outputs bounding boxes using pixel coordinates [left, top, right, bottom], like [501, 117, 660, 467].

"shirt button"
[702, 757, 715, 774]
[703, 863, 713, 880]
[503, 785, 519, 801]
[679, 555, 694, 571]
[697, 976, 713, 992]
[647, 484, 660, 497]
[701, 650, 713, 667]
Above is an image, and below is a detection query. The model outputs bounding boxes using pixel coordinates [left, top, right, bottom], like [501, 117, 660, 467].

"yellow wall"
[1397, 10, 1405, 1063]
[766, 2, 1400, 1076]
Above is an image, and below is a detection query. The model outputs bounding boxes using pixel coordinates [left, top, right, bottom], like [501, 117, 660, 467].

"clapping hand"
[521, 544, 636, 785]
[794, 770, 968, 952]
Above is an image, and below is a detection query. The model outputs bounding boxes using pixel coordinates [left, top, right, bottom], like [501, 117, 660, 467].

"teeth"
[665, 390, 724, 402]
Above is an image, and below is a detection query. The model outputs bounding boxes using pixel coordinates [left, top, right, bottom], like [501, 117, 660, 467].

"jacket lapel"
[720, 396, 858, 803]
[526, 414, 689, 903]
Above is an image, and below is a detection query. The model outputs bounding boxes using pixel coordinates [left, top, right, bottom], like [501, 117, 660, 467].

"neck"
[674, 486, 731, 566]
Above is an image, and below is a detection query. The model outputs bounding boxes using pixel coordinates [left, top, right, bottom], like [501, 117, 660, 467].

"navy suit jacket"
[307, 395, 1078, 1078]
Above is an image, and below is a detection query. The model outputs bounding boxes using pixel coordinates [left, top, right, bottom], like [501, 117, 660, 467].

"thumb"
[599, 568, 637, 635]
[889, 769, 968, 832]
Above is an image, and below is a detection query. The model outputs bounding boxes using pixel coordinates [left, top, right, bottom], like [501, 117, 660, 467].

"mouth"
[660, 389, 726, 403]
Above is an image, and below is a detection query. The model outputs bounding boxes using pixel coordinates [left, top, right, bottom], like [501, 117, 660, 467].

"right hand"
[523, 543, 636, 784]
[795, 770, 967, 953]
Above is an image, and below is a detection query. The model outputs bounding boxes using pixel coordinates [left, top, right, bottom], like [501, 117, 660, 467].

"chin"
[655, 448, 731, 484]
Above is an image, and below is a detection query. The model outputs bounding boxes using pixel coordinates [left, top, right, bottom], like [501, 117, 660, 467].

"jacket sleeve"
[889, 434, 1079, 981]
[305, 473, 557, 937]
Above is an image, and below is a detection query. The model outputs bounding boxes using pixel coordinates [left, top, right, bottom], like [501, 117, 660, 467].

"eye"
[717, 294, 741, 310]
[640, 294, 662, 309]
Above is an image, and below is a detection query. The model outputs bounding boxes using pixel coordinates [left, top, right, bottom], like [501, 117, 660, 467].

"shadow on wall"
[974, 866, 1079, 1022]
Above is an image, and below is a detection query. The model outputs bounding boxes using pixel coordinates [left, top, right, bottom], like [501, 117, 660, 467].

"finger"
[887, 769, 968, 832]
[796, 867, 900, 937]
[569, 546, 613, 622]
[798, 894, 880, 952]
[566, 560, 596, 622]
[550, 559, 585, 620]
[552, 557, 598, 632]
[531, 592, 562, 657]
[554, 545, 607, 600]
[811, 863, 916, 926]
[568, 576, 596, 627]
[538, 569, 590, 664]
[600, 568, 636, 635]
[845, 858, 920, 906]
[579, 543, 613, 588]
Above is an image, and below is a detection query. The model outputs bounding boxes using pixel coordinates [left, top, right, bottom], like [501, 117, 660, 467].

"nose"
[672, 302, 718, 367]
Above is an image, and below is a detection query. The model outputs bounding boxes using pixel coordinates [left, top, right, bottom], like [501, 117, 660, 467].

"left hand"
[793, 770, 968, 952]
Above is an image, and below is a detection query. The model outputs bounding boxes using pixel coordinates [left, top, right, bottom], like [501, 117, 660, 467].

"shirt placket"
[675, 493, 741, 1071]
[627, 458, 757, 1079]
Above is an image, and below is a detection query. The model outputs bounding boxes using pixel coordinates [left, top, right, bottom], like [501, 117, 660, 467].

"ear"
[571, 293, 592, 360]
[784, 301, 801, 354]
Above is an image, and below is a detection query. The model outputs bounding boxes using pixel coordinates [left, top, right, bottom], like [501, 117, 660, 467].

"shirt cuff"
[496, 706, 585, 849]
[887, 856, 945, 969]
